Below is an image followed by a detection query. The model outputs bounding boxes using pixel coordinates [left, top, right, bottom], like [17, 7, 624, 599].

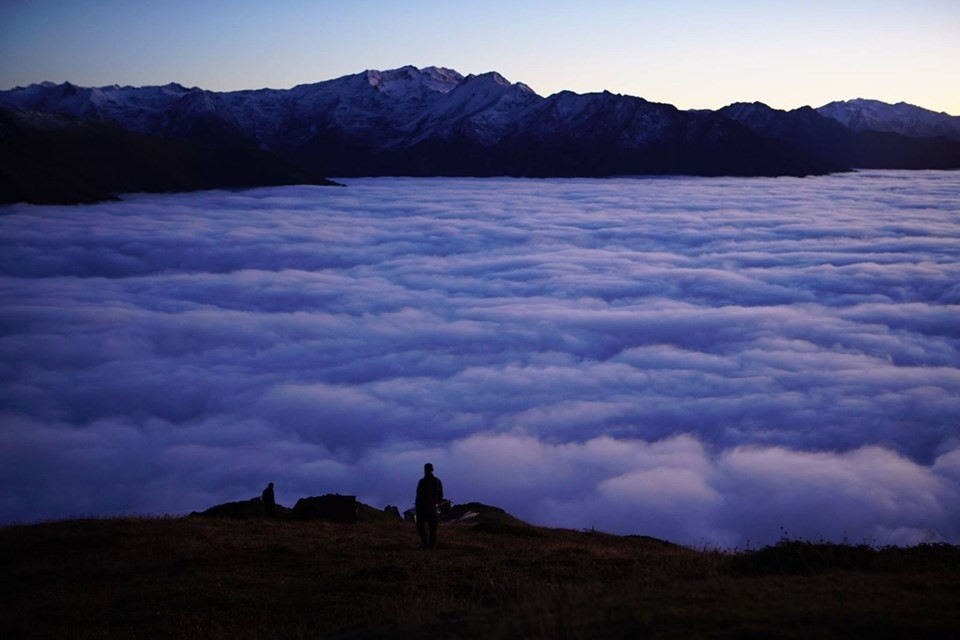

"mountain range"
[2, 65, 960, 204]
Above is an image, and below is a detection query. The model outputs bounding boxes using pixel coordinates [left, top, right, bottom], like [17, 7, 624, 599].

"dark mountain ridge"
[3, 65, 959, 204]
[720, 101, 960, 170]
[0, 108, 338, 204]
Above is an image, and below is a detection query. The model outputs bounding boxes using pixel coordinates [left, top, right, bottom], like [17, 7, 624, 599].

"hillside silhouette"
[2, 500, 958, 639]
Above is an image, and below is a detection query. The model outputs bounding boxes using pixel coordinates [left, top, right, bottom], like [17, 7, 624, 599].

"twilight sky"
[2, 171, 958, 546]
[1, 0, 958, 114]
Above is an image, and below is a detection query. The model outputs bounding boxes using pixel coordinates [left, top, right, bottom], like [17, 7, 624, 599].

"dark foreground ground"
[2, 507, 958, 639]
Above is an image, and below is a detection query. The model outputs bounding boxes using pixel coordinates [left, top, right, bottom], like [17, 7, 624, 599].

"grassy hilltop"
[1, 503, 958, 639]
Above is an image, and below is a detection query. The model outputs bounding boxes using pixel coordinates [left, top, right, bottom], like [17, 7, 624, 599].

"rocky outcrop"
[190, 497, 290, 519]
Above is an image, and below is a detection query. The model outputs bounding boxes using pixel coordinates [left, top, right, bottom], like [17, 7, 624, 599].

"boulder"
[291, 494, 357, 523]
[384, 505, 402, 520]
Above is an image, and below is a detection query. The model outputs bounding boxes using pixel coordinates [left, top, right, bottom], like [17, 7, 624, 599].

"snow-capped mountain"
[818, 99, 960, 141]
[720, 101, 960, 170]
[0, 66, 533, 152]
[3, 65, 960, 204]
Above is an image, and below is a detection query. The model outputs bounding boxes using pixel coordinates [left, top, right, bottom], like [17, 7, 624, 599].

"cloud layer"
[2, 170, 959, 545]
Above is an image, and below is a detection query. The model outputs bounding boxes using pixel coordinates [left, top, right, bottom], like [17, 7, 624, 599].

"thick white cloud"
[1, 170, 958, 545]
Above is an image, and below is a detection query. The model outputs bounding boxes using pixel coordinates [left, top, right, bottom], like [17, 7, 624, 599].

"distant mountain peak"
[817, 98, 960, 141]
[364, 65, 464, 96]
[465, 70, 511, 86]
[722, 101, 775, 116]
[419, 65, 464, 82]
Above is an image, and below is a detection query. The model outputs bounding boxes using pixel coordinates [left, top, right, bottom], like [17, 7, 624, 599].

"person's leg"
[416, 509, 429, 546]
[428, 513, 438, 548]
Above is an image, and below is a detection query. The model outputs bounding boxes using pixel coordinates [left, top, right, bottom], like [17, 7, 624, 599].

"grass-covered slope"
[1, 511, 958, 639]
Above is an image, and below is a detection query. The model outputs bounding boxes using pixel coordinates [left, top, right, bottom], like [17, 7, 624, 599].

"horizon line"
[3, 64, 958, 117]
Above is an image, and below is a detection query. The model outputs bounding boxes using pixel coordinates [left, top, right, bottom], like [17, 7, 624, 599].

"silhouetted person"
[262, 482, 276, 516]
[416, 463, 443, 548]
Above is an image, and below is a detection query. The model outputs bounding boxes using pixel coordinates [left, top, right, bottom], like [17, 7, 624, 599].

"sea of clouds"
[2, 170, 959, 546]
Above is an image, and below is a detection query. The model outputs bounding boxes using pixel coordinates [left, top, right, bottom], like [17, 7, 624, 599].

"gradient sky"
[1, 0, 958, 113]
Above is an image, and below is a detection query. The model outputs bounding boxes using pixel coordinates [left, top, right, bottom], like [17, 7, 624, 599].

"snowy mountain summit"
[3, 65, 960, 204]
[817, 98, 960, 141]
[364, 65, 463, 95]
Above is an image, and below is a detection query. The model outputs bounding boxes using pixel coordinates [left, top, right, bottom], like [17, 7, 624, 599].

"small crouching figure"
[262, 482, 276, 517]
[415, 463, 443, 548]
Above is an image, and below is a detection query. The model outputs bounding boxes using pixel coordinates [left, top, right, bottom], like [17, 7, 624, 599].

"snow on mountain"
[0, 66, 511, 151]
[365, 65, 463, 97]
[407, 71, 541, 145]
[722, 100, 960, 171]
[817, 98, 960, 141]
[3, 65, 960, 192]
[516, 90, 673, 147]
[6, 72, 958, 150]
[0, 81, 196, 133]
[253, 66, 526, 150]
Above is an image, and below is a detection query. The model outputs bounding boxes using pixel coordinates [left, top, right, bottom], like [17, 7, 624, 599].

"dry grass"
[1, 514, 958, 639]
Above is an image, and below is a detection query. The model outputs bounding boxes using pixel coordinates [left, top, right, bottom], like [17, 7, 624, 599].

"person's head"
[424, 463, 434, 475]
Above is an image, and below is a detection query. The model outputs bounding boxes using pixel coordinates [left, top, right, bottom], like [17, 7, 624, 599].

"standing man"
[262, 482, 276, 517]
[415, 463, 443, 548]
